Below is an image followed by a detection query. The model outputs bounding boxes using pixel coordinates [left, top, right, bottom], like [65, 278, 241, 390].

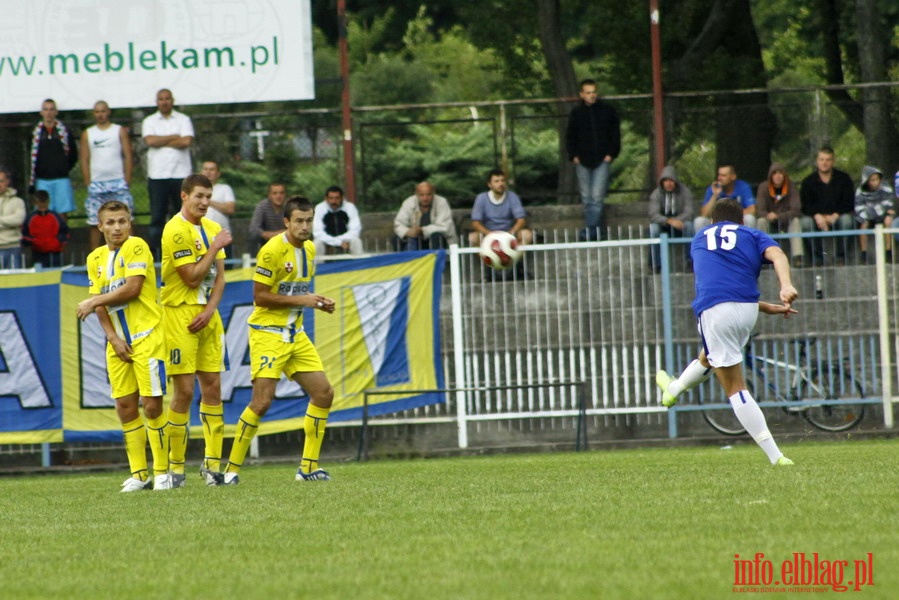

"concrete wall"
[60, 202, 650, 263]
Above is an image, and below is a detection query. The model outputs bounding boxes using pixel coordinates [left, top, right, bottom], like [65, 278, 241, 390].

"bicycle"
[699, 334, 866, 435]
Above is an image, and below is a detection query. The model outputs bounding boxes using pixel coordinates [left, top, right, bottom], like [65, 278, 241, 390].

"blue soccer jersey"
[690, 221, 778, 316]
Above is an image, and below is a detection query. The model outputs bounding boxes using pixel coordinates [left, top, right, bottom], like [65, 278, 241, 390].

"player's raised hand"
[212, 229, 232, 250]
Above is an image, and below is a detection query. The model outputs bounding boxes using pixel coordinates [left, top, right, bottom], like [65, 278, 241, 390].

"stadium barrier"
[1, 227, 897, 467]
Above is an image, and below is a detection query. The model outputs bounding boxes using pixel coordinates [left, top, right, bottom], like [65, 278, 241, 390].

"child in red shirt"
[22, 190, 69, 267]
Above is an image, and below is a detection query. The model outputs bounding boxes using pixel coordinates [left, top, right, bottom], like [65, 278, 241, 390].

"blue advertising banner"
[0, 251, 446, 443]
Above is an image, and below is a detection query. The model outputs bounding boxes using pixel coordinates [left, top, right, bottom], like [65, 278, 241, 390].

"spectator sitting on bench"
[854, 165, 895, 263]
[467, 169, 533, 247]
[393, 181, 457, 251]
[313, 185, 363, 257]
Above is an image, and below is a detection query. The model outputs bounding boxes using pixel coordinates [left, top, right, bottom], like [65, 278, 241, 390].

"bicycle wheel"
[801, 366, 865, 432]
[699, 381, 748, 436]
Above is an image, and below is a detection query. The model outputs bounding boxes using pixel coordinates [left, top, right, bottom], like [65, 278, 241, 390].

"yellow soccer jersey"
[160, 214, 226, 306]
[86, 236, 161, 345]
[248, 233, 316, 337]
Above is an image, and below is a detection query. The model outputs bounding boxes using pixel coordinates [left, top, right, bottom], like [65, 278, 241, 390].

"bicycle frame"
[700, 335, 866, 436]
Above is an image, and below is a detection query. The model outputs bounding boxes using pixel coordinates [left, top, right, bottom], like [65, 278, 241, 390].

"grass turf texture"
[1, 439, 896, 599]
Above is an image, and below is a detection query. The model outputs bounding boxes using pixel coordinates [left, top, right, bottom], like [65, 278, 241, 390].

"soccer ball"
[479, 231, 523, 270]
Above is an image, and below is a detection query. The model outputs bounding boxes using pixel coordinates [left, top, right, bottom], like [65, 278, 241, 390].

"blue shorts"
[36, 178, 75, 214]
[86, 179, 134, 225]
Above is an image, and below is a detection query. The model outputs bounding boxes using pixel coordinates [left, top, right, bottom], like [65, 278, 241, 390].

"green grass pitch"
[1, 439, 896, 599]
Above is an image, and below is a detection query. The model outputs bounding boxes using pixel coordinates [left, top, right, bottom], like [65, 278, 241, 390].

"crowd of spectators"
[649, 146, 899, 270]
[2, 85, 899, 271]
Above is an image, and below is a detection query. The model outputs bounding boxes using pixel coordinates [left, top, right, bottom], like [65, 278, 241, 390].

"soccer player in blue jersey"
[656, 199, 798, 466]
[223, 195, 336, 484]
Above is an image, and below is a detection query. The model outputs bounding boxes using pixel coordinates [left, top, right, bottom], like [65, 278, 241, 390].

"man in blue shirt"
[468, 169, 533, 247]
[656, 199, 798, 466]
[693, 164, 756, 231]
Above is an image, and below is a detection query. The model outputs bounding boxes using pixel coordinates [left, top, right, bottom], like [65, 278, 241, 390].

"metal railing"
[2, 228, 897, 467]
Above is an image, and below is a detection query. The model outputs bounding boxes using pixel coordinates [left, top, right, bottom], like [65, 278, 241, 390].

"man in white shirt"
[80, 100, 134, 249]
[142, 88, 194, 259]
[200, 160, 236, 258]
[313, 185, 363, 257]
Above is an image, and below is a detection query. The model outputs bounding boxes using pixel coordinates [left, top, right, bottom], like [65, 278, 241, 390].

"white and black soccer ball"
[479, 231, 523, 271]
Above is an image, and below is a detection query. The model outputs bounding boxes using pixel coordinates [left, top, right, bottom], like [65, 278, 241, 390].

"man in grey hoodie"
[648, 165, 694, 272]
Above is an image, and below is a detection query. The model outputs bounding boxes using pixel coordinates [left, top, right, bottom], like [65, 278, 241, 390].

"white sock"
[728, 390, 783, 464]
[670, 359, 713, 397]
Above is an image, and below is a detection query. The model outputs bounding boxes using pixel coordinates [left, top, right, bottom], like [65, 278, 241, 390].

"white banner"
[0, 0, 314, 114]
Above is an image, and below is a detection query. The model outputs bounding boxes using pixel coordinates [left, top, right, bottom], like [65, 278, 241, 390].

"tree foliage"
[301, 1, 899, 209]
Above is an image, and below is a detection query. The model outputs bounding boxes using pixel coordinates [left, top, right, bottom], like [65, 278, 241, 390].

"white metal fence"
[354, 227, 895, 450]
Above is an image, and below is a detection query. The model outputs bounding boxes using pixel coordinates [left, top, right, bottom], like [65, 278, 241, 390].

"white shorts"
[697, 302, 759, 368]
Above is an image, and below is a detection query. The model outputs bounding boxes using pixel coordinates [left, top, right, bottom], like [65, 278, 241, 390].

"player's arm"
[763, 245, 798, 306]
[187, 257, 227, 333]
[76, 276, 144, 320]
[253, 281, 335, 314]
[120, 126, 133, 184]
[95, 306, 133, 363]
[759, 301, 798, 318]
[79, 130, 91, 186]
[174, 230, 232, 288]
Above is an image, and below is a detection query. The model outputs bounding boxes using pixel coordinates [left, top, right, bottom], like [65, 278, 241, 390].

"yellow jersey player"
[76, 201, 171, 492]
[223, 195, 336, 484]
[160, 173, 232, 486]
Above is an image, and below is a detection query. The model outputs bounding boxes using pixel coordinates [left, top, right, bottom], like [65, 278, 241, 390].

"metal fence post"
[449, 244, 469, 448]
[874, 225, 894, 428]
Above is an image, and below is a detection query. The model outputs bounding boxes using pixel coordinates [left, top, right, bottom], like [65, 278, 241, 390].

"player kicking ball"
[77, 201, 171, 491]
[655, 199, 798, 466]
[223, 196, 337, 484]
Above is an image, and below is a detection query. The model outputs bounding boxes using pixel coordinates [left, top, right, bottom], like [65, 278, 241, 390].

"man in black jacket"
[565, 79, 620, 241]
[799, 146, 855, 265]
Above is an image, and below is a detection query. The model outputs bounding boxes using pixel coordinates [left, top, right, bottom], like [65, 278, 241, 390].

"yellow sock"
[122, 417, 149, 481]
[300, 404, 330, 474]
[167, 409, 190, 475]
[226, 407, 261, 474]
[199, 402, 224, 472]
[146, 413, 169, 476]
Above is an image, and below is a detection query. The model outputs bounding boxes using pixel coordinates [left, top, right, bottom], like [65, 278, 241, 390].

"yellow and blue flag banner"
[0, 251, 446, 442]
[313, 251, 446, 420]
